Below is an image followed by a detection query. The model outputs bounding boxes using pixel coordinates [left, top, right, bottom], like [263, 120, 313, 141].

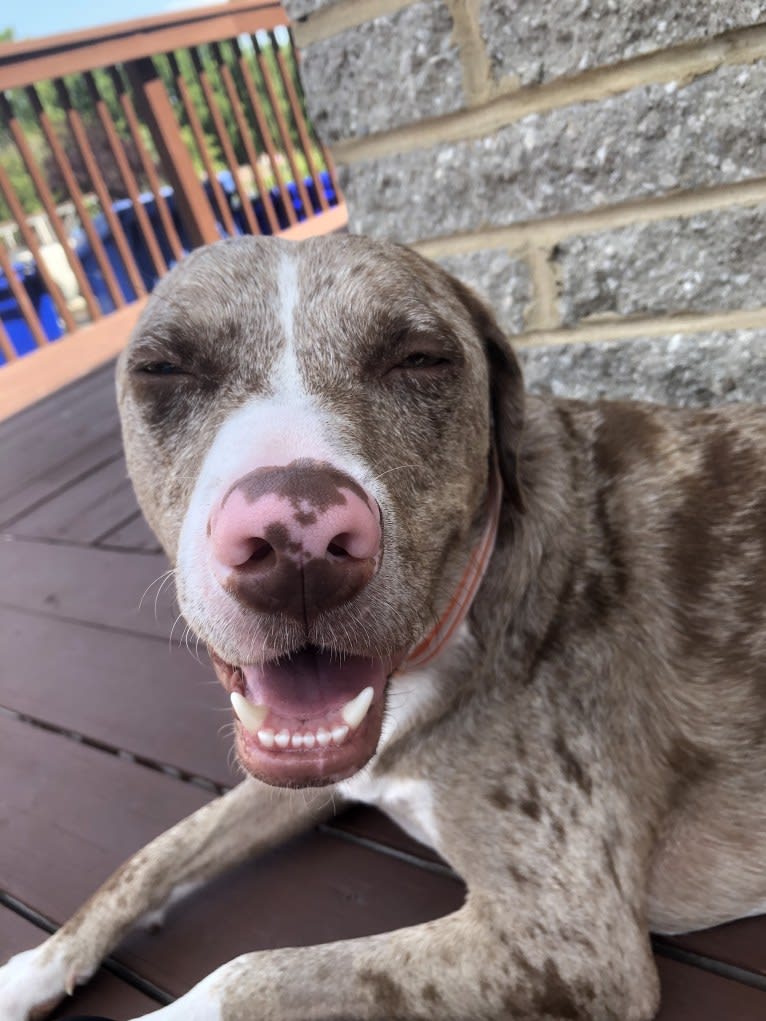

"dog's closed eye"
[394, 352, 451, 370]
[136, 361, 187, 376]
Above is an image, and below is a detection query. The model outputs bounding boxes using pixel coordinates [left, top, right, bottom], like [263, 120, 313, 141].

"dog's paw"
[0, 942, 70, 1020]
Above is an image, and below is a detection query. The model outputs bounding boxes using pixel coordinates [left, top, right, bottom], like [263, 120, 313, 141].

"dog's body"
[2, 235, 766, 1020]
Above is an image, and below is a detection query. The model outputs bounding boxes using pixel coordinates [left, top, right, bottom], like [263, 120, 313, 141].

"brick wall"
[284, 0, 766, 404]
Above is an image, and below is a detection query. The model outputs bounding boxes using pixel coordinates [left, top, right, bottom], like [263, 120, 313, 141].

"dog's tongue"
[242, 647, 387, 721]
[234, 647, 391, 786]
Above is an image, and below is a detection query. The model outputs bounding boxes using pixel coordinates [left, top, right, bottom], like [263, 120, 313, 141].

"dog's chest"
[340, 773, 441, 850]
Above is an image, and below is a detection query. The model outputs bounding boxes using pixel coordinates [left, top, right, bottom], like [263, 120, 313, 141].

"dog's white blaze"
[274, 247, 304, 399]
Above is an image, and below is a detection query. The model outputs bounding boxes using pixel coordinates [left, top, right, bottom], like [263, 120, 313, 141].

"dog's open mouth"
[210, 645, 391, 787]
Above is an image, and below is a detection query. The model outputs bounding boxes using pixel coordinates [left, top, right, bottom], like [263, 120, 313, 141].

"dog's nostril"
[327, 535, 353, 558]
[247, 538, 274, 564]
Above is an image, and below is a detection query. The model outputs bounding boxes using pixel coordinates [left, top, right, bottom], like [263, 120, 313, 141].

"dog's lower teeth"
[258, 729, 275, 748]
[250, 724, 352, 751]
[233, 687, 375, 752]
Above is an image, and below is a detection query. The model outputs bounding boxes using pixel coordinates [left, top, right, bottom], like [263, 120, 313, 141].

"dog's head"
[117, 235, 524, 787]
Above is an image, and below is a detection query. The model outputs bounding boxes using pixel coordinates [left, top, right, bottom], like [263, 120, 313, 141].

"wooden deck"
[2, 363, 766, 1019]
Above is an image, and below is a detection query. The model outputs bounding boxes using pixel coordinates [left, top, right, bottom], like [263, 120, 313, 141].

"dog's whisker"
[137, 568, 174, 613]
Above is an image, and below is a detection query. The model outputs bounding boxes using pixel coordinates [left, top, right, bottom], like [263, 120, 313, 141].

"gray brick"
[297, 1, 462, 142]
[481, 0, 766, 87]
[519, 331, 766, 407]
[557, 206, 766, 325]
[283, 0, 333, 20]
[436, 249, 530, 334]
[341, 61, 766, 243]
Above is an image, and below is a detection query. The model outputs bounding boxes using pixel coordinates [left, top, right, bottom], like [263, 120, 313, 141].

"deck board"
[0, 607, 237, 785]
[655, 956, 766, 1020]
[11, 455, 140, 544]
[659, 914, 766, 977]
[0, 908, 162, 1018]
[0, 538, 175, 639]
[0, 714, 212, 921]
[3, 361, 766, 1018]
[97, 511, 162, 552]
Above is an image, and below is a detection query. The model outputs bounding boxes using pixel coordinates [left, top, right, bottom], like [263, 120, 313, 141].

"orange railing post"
[0, 0, 346, 386]
[124, 57, 220, 249]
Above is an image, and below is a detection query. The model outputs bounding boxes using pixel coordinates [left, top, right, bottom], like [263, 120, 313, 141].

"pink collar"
[397, 453, 503, 674]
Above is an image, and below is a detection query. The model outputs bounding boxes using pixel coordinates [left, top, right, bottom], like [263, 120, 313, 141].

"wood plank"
[97, 511, 162, 552]
[114, 826, 466, 998]
[10, 454, 142, 544]
[0, 907, 161, 1018]
[0, 359, 124, 526]
[0, 607, 237, 786]
[0, 432, 124, 529]
[0, 360, 113, 442]
[0, 301, 146, 422]
[659, 914, 766, 977]
[0, 361, 117, 462]
[0, 714, 211, 924]
[0, 714, 466, 1003]
[0, 539, 175, 638]
[655, 955, 766, 1020]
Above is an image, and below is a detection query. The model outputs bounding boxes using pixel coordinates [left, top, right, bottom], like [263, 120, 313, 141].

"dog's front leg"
[0, 778, 338, 1020]
[127, 891, 653, 1021]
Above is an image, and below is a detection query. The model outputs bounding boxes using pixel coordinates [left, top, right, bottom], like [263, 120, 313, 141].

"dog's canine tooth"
[340, 686, 375, 730]
[230, 692, 268, 733]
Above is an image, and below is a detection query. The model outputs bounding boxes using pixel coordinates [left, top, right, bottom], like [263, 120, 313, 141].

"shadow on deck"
[1, 363, 765, 1017]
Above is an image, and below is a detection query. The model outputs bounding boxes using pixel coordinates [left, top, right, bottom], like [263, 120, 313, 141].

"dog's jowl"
[2, 235, 766, 1020]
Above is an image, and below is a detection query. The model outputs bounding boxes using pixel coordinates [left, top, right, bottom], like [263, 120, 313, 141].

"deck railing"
[0, 0, 346, 389]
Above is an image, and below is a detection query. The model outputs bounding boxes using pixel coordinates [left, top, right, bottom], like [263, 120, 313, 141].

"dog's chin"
[211, 644, 395, 788]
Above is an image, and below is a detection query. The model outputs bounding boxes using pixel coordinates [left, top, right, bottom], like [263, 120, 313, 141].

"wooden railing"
[0, 0, 346, 409]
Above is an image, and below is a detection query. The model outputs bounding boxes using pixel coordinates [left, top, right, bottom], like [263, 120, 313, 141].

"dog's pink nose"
[208, 460, 382, 623]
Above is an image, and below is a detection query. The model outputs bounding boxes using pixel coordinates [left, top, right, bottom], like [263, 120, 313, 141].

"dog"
[1, 233, 766, 1021]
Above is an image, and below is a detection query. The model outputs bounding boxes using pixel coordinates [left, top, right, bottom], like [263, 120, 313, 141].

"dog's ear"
[451, 278, 526, 514]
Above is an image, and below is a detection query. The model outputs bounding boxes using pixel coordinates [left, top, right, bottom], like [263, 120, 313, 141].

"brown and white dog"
[2, 234, 766, 1020]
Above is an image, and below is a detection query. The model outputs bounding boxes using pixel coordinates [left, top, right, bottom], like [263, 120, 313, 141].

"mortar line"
[445, 0, 494, 106]
[512, 306, 766, 349]
[294, 0, 419, 47]
[523, 245, 561, 331]
[332, 22, 766, 164]
[412, 176, 766, 259]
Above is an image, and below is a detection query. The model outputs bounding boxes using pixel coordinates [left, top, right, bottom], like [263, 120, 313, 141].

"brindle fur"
[1, 234, 765, 1021]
